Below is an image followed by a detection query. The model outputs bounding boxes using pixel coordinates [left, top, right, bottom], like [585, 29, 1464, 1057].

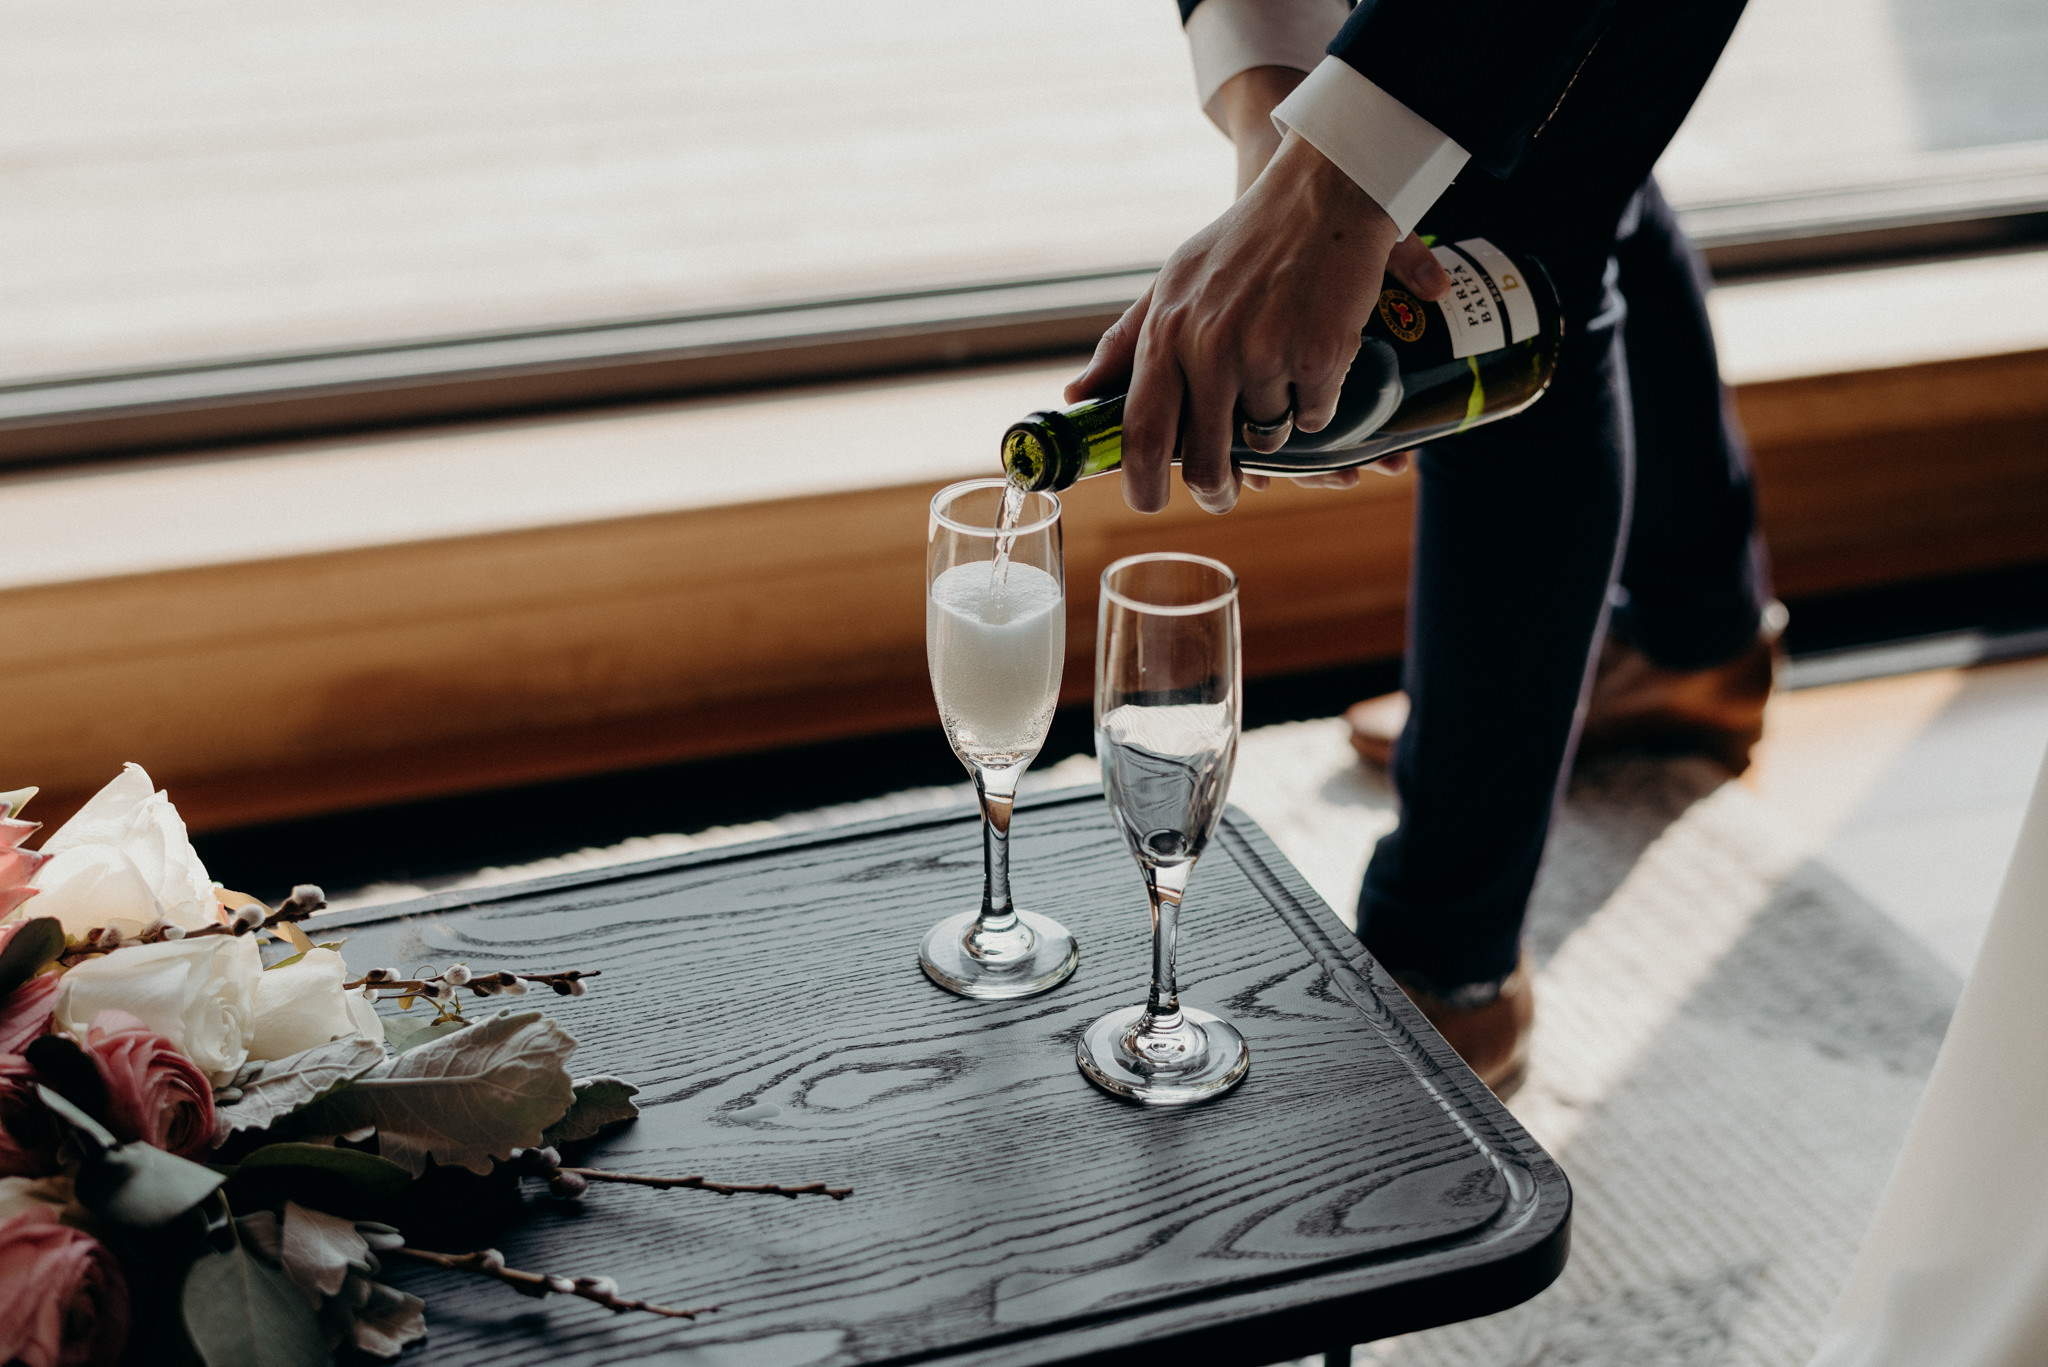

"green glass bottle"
[1002, 238, 1563, 492]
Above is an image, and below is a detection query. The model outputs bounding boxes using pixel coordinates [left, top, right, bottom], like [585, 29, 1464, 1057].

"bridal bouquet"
[0, 766, 844, 1367]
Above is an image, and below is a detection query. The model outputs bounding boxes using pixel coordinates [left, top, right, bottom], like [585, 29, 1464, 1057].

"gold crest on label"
[1378, 289, 1427, 342]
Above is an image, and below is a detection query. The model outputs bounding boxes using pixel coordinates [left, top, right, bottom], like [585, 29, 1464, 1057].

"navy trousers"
[1356, 179, 1770, 997]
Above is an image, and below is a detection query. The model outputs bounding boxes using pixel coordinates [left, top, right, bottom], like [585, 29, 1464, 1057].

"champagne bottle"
[1002, 238, 1562, 493]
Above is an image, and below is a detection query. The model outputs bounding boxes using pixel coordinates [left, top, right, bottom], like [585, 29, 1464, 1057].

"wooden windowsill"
[4, 252, 2046, 832]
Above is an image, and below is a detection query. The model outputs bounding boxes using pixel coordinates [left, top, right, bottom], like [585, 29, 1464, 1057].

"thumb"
[1387, 235, 1452, 301]
[1065, 285, 1152, 403]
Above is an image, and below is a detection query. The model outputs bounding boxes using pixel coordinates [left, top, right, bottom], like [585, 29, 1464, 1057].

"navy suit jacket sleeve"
[1177, 0, 1621, 179]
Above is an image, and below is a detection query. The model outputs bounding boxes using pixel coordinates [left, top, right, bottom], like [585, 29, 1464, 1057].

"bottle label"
[1455, 238, 1541, 345]
[1429, 238, 1540, 359]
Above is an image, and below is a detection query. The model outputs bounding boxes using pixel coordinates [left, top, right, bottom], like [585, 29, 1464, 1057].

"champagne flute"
[919, 478, 1079, 999]
[1077, 552, 1250, 1105]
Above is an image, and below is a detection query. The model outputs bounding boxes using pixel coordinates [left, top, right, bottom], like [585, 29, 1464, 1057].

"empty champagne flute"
[919, 478, 1080, 999]
[1078, 552, 1249, 1105]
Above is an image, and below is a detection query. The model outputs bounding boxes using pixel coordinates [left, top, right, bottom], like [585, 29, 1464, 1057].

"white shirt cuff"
[1184, 0, 1351, 132]
[1271, 56, 1469, 238]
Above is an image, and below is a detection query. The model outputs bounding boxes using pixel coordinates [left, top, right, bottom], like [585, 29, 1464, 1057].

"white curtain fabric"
[1810, 748, 2048, 1367]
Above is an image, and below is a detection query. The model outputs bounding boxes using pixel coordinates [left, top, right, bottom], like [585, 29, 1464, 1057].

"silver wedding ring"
[1239, 408, 1295, 441]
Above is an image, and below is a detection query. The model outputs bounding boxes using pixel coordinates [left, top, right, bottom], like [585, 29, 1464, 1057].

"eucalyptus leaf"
[0, 915, 62, 998]
[381, 1015, 468, 1054]
[227, 1144, 414, 1213]
[216, 1037, 386, 1136]
[35, 1082, 116, 1151]
[300, 1010, 576, 1176]
[26, 1036, 109, 1121]
[182, 1246, 331, 1367]
[73, 1133, 225, 1228]
[43, 1081, 224, 1229]
[542, 1076, 641, 1146]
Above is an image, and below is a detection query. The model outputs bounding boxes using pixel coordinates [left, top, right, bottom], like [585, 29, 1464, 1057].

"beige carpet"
[336, 718, 1960, 1366]
[1230, 722, 1959, 1367]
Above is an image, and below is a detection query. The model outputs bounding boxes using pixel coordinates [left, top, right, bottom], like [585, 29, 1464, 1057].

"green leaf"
[216, 1037, 385, 1137]
[543, 1076, 641, 1146]
[27, 1036, 111, 1122]
[35, 1082, 117, 1151]
[381, 1014, 468, 1054]
[227, 1144, 413, 1214]
[0, 915, 64, 998]
[75, 1144, 226, 1229]
[182, 1246, 331, 1367]
[43, 1083, 226, 1229]
[299, 1010, 576, 1176]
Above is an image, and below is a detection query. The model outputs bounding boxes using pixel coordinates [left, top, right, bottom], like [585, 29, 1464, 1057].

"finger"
[1292, 339, 1356, 435]
[1289, 469, 1361, 489]
[1179, 371, 1241, 515]
[1387, 236, 1452, 301]
[1066, 285, 1153, 402]
[1243, 472, 1271, 492]
[1236, 376, 1295, 455]
[1120, 318, 1183, 514]
[1372, 450, 1414, 477]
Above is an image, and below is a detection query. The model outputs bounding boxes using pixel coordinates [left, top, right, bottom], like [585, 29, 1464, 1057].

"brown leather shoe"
[1344, 602, 1787, 777]
[1392, 956, 1534, 1099]
[1343, 692, 1410, 767]
[1575, 601, 1786, 776]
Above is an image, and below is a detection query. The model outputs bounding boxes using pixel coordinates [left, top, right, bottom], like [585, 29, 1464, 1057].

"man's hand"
[1210, 68, 1433, 492]
[1068, 132, 1444, 513]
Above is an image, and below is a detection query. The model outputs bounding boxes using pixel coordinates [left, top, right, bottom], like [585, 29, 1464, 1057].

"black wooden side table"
[327, 789, 1569, 1367]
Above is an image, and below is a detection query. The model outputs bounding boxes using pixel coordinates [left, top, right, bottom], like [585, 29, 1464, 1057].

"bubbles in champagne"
[927, 559, 1063, 767]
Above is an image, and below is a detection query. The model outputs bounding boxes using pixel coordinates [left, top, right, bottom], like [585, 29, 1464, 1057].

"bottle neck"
[1003, 396, 1125, 491]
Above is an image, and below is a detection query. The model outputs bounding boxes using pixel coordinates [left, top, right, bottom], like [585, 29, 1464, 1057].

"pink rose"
[78, 1011, 215, 1160]
[0, 1207, 129, 1367]
[0, 1055, 62, 1178]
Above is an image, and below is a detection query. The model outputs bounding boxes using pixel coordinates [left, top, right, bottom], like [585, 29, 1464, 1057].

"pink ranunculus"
[78, 1011, 215, 1160]
[0, 1207, 130, 1367]
[0, 1054, 63, 1178]
[0, 971, 60, 1055]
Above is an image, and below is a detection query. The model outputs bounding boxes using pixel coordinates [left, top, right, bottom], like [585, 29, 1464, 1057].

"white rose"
[249, 948, 383, 1063]
[27, 764, 220, 938]
[54, 937, 260, 1086]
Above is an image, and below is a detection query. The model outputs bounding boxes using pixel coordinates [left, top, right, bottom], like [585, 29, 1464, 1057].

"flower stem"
[562, 1168, 852, 1200]
[387, 1247, 715, 1319]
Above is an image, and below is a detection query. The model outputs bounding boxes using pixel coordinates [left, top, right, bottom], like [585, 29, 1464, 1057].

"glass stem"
[1142, 861, 1190, 1030]
[974, 764, 1023, 935]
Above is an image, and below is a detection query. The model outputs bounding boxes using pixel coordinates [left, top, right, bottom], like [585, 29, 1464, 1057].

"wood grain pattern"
[317, 793, 1567, 1366]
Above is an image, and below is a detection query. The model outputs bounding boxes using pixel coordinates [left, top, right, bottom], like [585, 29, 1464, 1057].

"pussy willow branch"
[565, 1168, 852, 1200]
[387, 1247, 714, 1320]
[63, 886, 327, 962]
[342, 968, 600, 998]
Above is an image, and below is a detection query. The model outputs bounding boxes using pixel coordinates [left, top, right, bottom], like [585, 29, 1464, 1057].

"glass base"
[919, 908, 1078, 1000]
[1076, 1004, 1249, 1106]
